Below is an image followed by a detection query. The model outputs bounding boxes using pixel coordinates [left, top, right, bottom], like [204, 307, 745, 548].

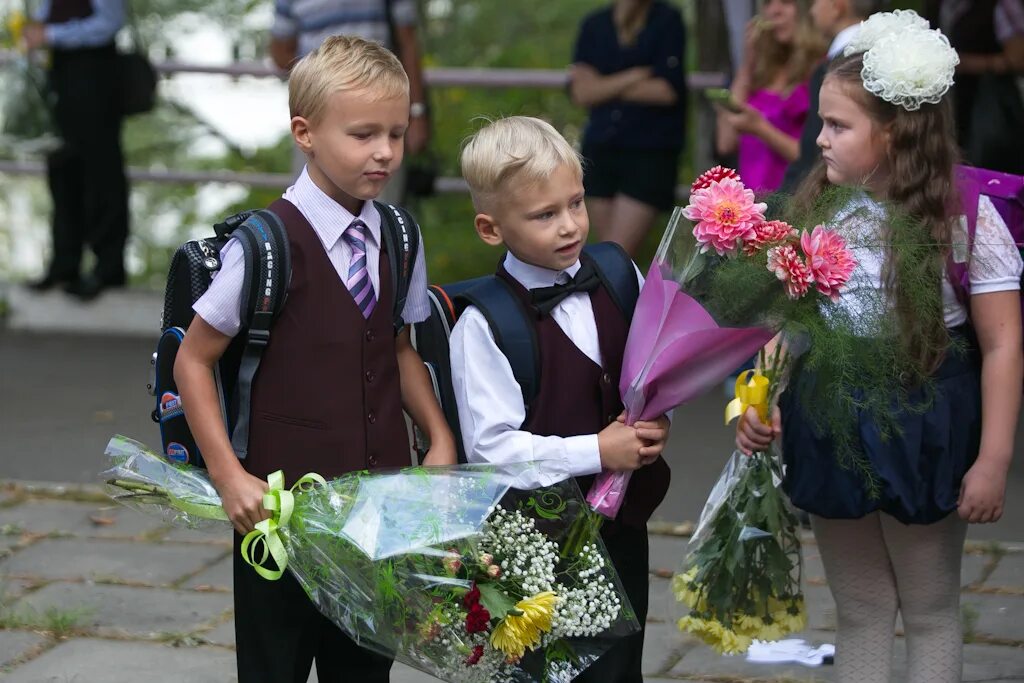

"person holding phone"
[715, 0, 824, 193]
[569, 0, 688, 257]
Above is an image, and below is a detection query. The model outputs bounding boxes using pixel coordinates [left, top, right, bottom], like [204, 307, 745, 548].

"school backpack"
[411, 242, 640, 462]
[148, 202, 421, 468]
[950, 164, 1024, 323]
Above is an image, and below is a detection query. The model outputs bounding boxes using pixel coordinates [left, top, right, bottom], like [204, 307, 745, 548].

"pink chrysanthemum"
[683, 177, 767, 255]
[800, 225, 858, 301]
[767, 244, 814, 299]
[690, 166, 741, 193]
[743, 220, 798, 256]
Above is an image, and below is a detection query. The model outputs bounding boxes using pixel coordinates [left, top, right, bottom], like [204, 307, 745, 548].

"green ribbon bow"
[240, 470, 326, 580]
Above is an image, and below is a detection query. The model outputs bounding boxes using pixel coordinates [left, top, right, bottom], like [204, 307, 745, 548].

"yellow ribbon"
[240, 470, 326, 580]
[725, 370, 771, 425]
[6, 11, 25, 48]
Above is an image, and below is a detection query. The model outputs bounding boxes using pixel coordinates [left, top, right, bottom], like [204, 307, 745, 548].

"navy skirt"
[780, 326, 982, 525]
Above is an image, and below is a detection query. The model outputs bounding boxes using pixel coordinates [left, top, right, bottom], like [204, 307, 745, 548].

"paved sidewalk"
[0, 481, 1022, 683]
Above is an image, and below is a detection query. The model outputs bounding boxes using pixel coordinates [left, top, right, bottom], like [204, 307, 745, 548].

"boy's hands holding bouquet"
[598, 412, 671, 470]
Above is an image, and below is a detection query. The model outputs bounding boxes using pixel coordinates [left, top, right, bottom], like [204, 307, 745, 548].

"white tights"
[811, 512, 967, 683]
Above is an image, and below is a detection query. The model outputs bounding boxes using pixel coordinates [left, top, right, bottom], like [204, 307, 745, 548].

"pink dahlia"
[800, 225, 858, 301]
[767, 244, 814, 299]
[743, 220, 798, 256]
[690, 165, 741, 193]
[683, 177, 767, 255]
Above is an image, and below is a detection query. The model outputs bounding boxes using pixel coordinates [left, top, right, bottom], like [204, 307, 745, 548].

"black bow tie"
[530, 260, 601, 316]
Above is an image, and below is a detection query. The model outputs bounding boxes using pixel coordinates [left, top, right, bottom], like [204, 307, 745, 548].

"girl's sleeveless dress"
[780, 193, 1021, 524]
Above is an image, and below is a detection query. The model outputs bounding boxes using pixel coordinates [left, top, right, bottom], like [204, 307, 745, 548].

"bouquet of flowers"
[0, 10, 59, 155]
[575, 167, 862, 654]
[102, 435, 639, 682]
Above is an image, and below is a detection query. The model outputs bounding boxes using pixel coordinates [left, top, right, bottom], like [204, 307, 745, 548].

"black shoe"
[64, 274, 105, 302]
[27, 273, 77, 292]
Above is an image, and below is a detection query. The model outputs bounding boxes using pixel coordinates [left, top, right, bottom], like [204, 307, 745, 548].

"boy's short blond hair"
[461, 116, 583, 212]
[289, 35, 409, 125]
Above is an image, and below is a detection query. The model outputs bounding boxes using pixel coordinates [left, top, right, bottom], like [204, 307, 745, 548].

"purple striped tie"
[343, 220, 376, 318]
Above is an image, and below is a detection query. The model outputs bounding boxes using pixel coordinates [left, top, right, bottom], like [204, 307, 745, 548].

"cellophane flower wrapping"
[101, 436, 640, 682]
[673, 445, 805, 656]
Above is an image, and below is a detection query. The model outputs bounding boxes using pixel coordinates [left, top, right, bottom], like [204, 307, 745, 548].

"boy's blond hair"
[289, 35, 409, 125]
[461, 116, 583, 212]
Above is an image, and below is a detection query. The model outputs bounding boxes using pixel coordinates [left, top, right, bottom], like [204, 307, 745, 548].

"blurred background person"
[23, 0, 129, 301]
[268, 0, 431, 201]
[714, 0, 824, 193]
[569, 0, 687, 257]
[925, 0, 1024, 174]
[781, 0, 888, 194]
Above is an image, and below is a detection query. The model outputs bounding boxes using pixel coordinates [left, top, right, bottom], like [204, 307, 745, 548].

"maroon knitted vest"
[497, 257, 670, 530]
[242, 199, 409, 486]
[45, 0, 93, 23]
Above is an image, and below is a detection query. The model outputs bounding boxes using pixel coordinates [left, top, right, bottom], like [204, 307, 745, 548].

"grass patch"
[0, 604, 92, 636]
[961, 602, 980, 643]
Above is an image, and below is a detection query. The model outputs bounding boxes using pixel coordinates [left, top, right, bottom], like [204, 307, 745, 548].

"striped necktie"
[343, 219, 377, 319]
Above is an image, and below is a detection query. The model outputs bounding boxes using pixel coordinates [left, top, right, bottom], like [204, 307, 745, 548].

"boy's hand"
[736, 405, 781, 455]
[635, 414, 671, 465]
[598, 412, 645, 471]
[958, 460, 1008, 524]
[422, 442, 457, 466]
[214, 470, 270, 536]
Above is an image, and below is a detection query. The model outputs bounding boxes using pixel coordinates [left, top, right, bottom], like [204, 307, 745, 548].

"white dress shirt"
[450, 251, 644, 490]
[194, 167, 430, 337]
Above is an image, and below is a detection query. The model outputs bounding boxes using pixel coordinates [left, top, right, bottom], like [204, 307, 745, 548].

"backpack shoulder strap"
[375, 201, 421, 333]
[455, 276, 540, 407]
[226, 208, 291, 460]
[583, 241, 640, 320]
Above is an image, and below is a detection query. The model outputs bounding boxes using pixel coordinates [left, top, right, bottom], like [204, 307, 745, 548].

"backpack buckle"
[247, 327, 270, 347]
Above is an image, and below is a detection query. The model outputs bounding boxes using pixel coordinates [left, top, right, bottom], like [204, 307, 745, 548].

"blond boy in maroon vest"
[453, 116, 671, 682]
[174, 36, 456, 683]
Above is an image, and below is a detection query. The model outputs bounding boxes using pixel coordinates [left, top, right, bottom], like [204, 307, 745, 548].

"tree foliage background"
[0, 0, 922, 287]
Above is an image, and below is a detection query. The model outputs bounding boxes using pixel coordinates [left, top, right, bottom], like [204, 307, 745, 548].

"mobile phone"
[704, 88, 744, 114]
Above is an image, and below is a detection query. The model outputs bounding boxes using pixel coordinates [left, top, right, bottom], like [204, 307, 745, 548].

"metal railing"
[0, 55, 726, 192]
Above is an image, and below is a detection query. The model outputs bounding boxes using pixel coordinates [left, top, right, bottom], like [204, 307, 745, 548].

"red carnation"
[465, 645, 485, 666]
[691, 165, 741, 193]
[465, 603, 491, 633]
[463, 584, 481, 608]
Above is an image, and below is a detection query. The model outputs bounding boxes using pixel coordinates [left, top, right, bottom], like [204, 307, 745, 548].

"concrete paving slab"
[803, 582, 837, 632]
[3, 638, 237, 683]
[0, 578, 40, 603]
[0, 500, 166, 540]
[0, 538, 226, 585]
[200, 620, 234, 648]
[0, 630, 48, 668]
[161, 524, 232, 546]
[961, 642, 1024, 681]
[961, 593, 1024, 642]
[962, 551, 991, 588]
[13, 582, 231, 638]
[183, 556, 232, 592]
[983, 552, 1024, 590]
[648, 534, 689, 577]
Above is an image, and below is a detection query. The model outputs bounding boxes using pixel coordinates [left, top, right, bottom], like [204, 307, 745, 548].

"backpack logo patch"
[166, 442, 189, 464]
[159, 392, 184, 420]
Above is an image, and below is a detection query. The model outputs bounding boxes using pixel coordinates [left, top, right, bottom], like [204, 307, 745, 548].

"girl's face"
[816, 77, 890, 191]
[761, 0, 799, 45]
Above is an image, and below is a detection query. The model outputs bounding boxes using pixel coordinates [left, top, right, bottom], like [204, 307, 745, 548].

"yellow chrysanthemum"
[734, 613, 764, 636]
[711, 628, 753, 656]
[672, 573, 704, 610]
[774, 606, 806, 634]
[489, 591, 557, 658]
[758, 619, 786, 642]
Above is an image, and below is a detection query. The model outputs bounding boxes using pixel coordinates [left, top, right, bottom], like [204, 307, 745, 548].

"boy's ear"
[474, 213, 504, 247]
[291, 116, 313, 156]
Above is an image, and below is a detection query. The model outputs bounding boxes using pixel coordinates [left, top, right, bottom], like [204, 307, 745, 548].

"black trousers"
[45, 45, 128, 284]
[574, 524, 650, 683]
[233, 533, 393, 682]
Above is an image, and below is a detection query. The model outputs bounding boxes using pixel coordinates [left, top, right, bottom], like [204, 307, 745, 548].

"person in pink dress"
[715, 0, 825, 193]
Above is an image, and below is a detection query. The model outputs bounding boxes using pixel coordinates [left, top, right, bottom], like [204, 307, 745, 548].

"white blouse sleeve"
[969, 195, 1023, 295]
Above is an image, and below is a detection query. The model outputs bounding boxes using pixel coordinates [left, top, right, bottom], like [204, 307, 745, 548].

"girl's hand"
[736, 405, 781, 456]
[958, 460, 1008, 523]
[719, 103, 766, 135]
[635, 414, 671, 465]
